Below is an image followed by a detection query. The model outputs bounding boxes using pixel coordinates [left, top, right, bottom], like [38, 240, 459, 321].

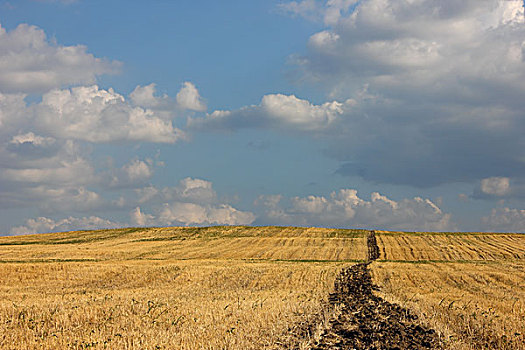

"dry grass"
[0, 226, 365, 349]
[0, 226, 367, 262]
[372, 231, 525, 350]
[376, 232, 525, 261]
[2, 227, 524, 349]
[0, 260, 352, 350]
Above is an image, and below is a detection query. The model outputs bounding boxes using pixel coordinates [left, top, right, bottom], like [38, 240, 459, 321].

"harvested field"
[0, 226, 366, 350]
[0, 226, 367, 262]
[306, 231, 440, 350]
[0, 259, 350, 349]
[376, 232, 525, 261]
[1, 226, 523, 349]
[372, 231, 525, 350]
[372, 261, 525, 349]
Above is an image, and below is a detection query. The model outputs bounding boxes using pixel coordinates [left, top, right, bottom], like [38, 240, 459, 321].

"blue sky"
[1, 0, 524, 235]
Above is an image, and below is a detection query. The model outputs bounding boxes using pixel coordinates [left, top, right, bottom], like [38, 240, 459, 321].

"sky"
[0, 0, 524, 235]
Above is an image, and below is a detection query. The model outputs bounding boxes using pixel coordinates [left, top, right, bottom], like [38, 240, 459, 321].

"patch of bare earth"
[290, 231, 441, 350]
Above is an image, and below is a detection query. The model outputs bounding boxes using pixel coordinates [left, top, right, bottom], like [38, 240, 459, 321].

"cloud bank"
[131, 178, 256, 227]
[482, 207, 525, 232]
[200, 0, 525, 188]
[10, 216, 122, 236]
[256, 188, 454, 231]
[0, 23, 119, 94]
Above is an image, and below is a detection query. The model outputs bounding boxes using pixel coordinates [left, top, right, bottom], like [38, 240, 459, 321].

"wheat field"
[376, 232, 525, 261]
[0, 226, 367, 262]
[371, 231, 525, 350]
[1, 227, 524, 349]
[0, 226, 366, 350]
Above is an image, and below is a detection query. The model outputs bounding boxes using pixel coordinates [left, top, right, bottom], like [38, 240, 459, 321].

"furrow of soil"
[298, 230, 441, 350]
[367, 230, 380, 261]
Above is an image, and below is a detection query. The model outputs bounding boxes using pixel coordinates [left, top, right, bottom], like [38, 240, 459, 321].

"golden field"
[372, 231, 525, 350]
[0, 226, 367, 262]
[0, 226, 365, 349]
[0, 226, 523, 349]
[375, 231, 525, 261]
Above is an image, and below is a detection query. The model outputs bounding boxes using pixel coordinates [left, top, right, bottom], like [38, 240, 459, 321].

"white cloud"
[309, 30, 340, 49]
[482, 207, 525, 233]
[206, 205, 255, 225]
[37, 187, 104, 214]
[156, 202, 255, 226]
[1, 157, 95, 186]
[0, 93, 28, 134]
[105, 159, 154, 188]
[0, 23, 119, 93]
[37, 85, 184, 143]
[172, 177, 216, 203]
[130, 178, 255, 227]
[480, 177, 511, 196]
[0, 130, 102, 212]
[0, 184, 105, 215]
[131, 206, 155, 227]
[10, 132, 55, 147]
[136, 185, 160, 204]
[123, 159, 153, 182]
[130, 83, 173, 110]
[130, 81, 207, 117]
[260, 94, 346, 128]
[133, 178, 218, 205]
[176, 82, 206, 112]
[0, 43, 185, 224]
[256, 188, 454, 231]
[1, 86, 185, 144]
[473, 176, 525, 199]
[9, 215, 121, 236]
[274, 0, 525, 187]
[189, 93, 354, 132]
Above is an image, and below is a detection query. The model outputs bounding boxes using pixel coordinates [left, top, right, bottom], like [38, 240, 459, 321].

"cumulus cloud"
[131, 207, 155, 227]
[36, 187, 104, 214]
[130, 177, 255, 227]
[156, 202, 255, 226]
[176, 82, 207, 112]
[123, 159, 153, 183]
[482, 207, 525, 233]
[0, 131, 102, 213]
[2, 157, 95, 186]
[473, 176, 525, 199]
[9, 215, 121, 236]
[0, 84, 184, 214]
[104, 159, 154, 188]
[256, 188, 454, 231]
[10, 132, 55, 147]
[130, 83, 174, 110]
[273, 0, 525, 187]
[189, 93, 354, 132]
[37, 85, 184, 143]
[0, 21, 193, 232]
[1, 86, 185, 144]
[0, 23, 119, 93]
[130, 82, 206, 112]
[480, 177, 511, 196]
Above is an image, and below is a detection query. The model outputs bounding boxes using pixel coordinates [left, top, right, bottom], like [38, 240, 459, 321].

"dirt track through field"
[306, 231, 441, 350]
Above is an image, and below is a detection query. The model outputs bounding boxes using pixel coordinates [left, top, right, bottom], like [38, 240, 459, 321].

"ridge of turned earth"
[290, 231, 442, 350]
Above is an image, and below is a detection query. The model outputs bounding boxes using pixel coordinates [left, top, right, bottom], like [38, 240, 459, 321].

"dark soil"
[367, 230, 380, 261]
[311, 263, 440, 350]
[287, 230, 442, 350]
